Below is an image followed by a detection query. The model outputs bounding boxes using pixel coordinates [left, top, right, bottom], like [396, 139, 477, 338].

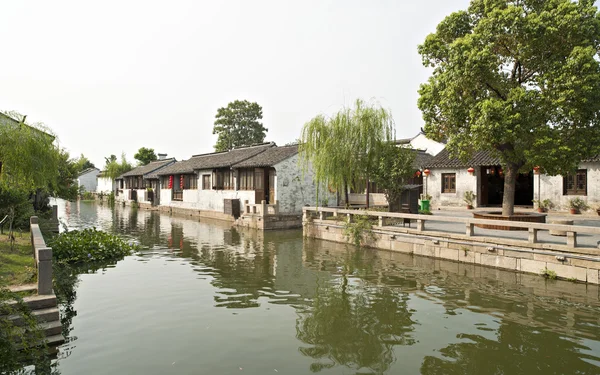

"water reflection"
[52, 201, 600, 375]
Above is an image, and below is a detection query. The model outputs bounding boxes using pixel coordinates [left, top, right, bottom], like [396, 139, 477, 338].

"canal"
[49, 200, 600, 374]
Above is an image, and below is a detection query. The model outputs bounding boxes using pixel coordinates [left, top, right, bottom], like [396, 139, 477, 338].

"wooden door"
[479, 166, 488, 206]
[268, 168, 276, 204]
[254, 168, 265, 203]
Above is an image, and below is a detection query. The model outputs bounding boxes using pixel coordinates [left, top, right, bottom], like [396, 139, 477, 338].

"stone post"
[528, 228, 538, 243]
[261, 200, 267, 217]
[567, 231, 577, 247]
[37, 247, 53, 295]
[417, 219, 424, 231]
[466, 223, 474, 237]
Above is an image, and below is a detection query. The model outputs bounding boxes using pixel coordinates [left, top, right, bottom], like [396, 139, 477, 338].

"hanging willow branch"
[299, 99, 395, 208]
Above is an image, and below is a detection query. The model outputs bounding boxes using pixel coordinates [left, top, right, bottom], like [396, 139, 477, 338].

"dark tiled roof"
[157, 143, 276, 176]
[119, 158, 176, 178]
[413, 150, 433, 170]
[233, 144, 298, 168]
[425, 148, 500, 168]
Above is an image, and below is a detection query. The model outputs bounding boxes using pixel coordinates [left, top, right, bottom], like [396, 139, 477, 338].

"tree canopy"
[134, 147, 157, 166]
[299, 99, 395, 208]
[104, 153, 133, 180]
[418, 0, 600, 215]
[371, 144, 416, 212]
[213, 100, 267, 152]
[73, 153, 95, 172]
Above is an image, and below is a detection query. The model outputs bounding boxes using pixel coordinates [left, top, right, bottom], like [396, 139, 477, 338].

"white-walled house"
[96, 172, 116, 195]
[157, 143, 335, 228]
[425, 148, 600, 211]
[77, 168, 100, 194]
[115, 157, 176, 208]
[394, 132, 445, 157]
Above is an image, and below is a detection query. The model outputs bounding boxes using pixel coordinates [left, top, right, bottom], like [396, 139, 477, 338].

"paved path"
[414, 209, 600, 249]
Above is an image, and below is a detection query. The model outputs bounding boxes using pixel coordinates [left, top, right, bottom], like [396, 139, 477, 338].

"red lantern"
[499, 168, 504, 177]
[415, 170, 422, 177]
[467, 167, 474, 175]
[423, 169, 430, 177]
[533, 166, 540, 174]
[168, 175, 174, 189]
[180, 175, 184, 189]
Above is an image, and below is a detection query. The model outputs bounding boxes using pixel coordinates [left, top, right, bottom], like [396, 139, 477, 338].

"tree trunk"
[365, 177, 370, 209]
[501, 163, 518, 216]
[344, 178, 349, 208]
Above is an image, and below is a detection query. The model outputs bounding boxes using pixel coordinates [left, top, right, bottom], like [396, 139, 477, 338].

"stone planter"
[570, 208, 580, 215]
[472, 211, 546, 231]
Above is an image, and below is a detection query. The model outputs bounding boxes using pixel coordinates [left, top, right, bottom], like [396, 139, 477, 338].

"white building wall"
[274, 154, 336, 214]
[428, 168, 478, 208]
[408, 133, 445, 156]
[77, 169, 100, 193]
[96, 176, 115, 194]
[535, 162, 600, 210]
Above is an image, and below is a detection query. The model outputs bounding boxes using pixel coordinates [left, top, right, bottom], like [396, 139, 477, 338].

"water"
[48, 200, 600, 374]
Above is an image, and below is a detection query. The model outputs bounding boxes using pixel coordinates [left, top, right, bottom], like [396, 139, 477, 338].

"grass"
[0, 231, 37, 288]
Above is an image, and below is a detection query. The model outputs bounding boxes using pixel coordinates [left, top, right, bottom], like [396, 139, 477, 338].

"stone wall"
[274, 154, 336, 214]
[427, 168, 478, 208]
[304, 220, 600, 284]
[535, 161, 600, 210]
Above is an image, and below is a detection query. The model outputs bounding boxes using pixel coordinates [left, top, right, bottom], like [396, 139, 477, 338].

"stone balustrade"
[30, 216, 53, 295]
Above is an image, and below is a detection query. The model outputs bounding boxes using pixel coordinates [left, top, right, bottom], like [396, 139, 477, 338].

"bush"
[568, 197, 588, 211]
[49, 228, 138, 264]
[343, 214, 375, 247]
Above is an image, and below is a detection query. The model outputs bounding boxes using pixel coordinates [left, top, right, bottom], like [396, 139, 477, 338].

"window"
[215, 169, 233, 190]
[202, 174, 211, 190]
[183, 174, 197, 190]
[564, 169, 587, 195]
[238, 169, 255, 190]
[442, 173, 456, 193]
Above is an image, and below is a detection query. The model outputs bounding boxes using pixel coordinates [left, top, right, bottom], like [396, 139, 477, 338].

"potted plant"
[463, 191, 476, 209]
[533, 199, 554, 213]
[568, 197, 588, 214]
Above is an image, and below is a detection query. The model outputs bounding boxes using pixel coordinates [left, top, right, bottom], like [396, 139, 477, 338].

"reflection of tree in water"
[52, 261, 118, 363]
[295, 247, 416, 374]
[421, 322, 600, 375]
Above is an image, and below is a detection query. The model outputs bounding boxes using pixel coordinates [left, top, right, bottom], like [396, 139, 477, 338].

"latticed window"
[238, 169, 255, 190]
[182, 174, 197, 190]
[442, 173, 456, 193]
[564, 169, 587, 195]
[215, 170, 233, 190]
[202, 175, 211, 190]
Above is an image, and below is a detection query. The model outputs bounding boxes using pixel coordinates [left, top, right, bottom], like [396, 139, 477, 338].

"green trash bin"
[420, 200, 430, 212]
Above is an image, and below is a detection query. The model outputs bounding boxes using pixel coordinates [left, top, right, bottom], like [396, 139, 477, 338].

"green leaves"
[418, 0, 600, 213]
[213, 100, 267, 152]
[134, 147, 157, 166]
[50, 228, 138, 264]
[299, 99, 395, 207]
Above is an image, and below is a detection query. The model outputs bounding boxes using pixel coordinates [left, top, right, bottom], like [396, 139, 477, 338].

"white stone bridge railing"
[244, 200, 280, 217]
[302, 207, 600, 251]
[30, 216, 53, 295]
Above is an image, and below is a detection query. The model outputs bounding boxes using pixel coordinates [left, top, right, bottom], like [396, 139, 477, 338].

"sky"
[0, 0, 472, 168]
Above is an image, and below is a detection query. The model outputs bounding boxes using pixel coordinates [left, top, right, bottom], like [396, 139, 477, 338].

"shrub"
[49, 228, 138, 264]
[0, 289, 50, 373]
[343, 214, 375, 247]
[568, 197, 588, 211]
[540, 267, 557, 280]
[463, 191, 476, 206]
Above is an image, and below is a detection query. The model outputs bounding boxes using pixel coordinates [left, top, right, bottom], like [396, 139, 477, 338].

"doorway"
[478, 166, 533, 207]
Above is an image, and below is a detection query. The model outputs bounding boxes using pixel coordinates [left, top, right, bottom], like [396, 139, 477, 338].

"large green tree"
[371, 143, 416, 212]
[213, 100, 267, 152]
[73, 153, 95, 172]
[134, 147, 157, 166]
[105, 153, 134, 180]
[300, 99, 395, 208]
[418, 0, 600, 216]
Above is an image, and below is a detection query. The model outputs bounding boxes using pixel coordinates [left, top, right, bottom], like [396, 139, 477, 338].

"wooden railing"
[30, 216, 53, 295]
[244, 200, 279, 217]
[303, 207, 600, 249]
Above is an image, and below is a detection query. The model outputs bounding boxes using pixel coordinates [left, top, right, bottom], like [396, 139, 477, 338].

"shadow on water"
[48, 200, 600, 374]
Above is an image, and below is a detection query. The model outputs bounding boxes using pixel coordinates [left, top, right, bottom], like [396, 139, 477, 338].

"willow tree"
[418, 0, 600, 216]
[300, 99, 395, 208]
[104, 152, 133, 180]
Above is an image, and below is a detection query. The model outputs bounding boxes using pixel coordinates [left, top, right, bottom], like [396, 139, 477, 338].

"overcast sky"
[1, 0, 472, 168]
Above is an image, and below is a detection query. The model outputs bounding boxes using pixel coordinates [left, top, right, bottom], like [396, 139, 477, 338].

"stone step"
[21, 294, 57, 310]
[39, 320, 63, 337]
[45, 334, 65, 347]
[6, 307, 60, 326]
[7, 284, 38, 294]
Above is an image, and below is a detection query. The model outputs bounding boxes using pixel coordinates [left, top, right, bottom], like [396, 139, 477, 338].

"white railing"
[30, 216, 53, 295]
[244, 200, 279, 217]
[303, 207, 600, 249]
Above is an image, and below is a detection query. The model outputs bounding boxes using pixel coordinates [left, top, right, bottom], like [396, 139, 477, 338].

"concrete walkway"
[422, 208, 600, 249]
